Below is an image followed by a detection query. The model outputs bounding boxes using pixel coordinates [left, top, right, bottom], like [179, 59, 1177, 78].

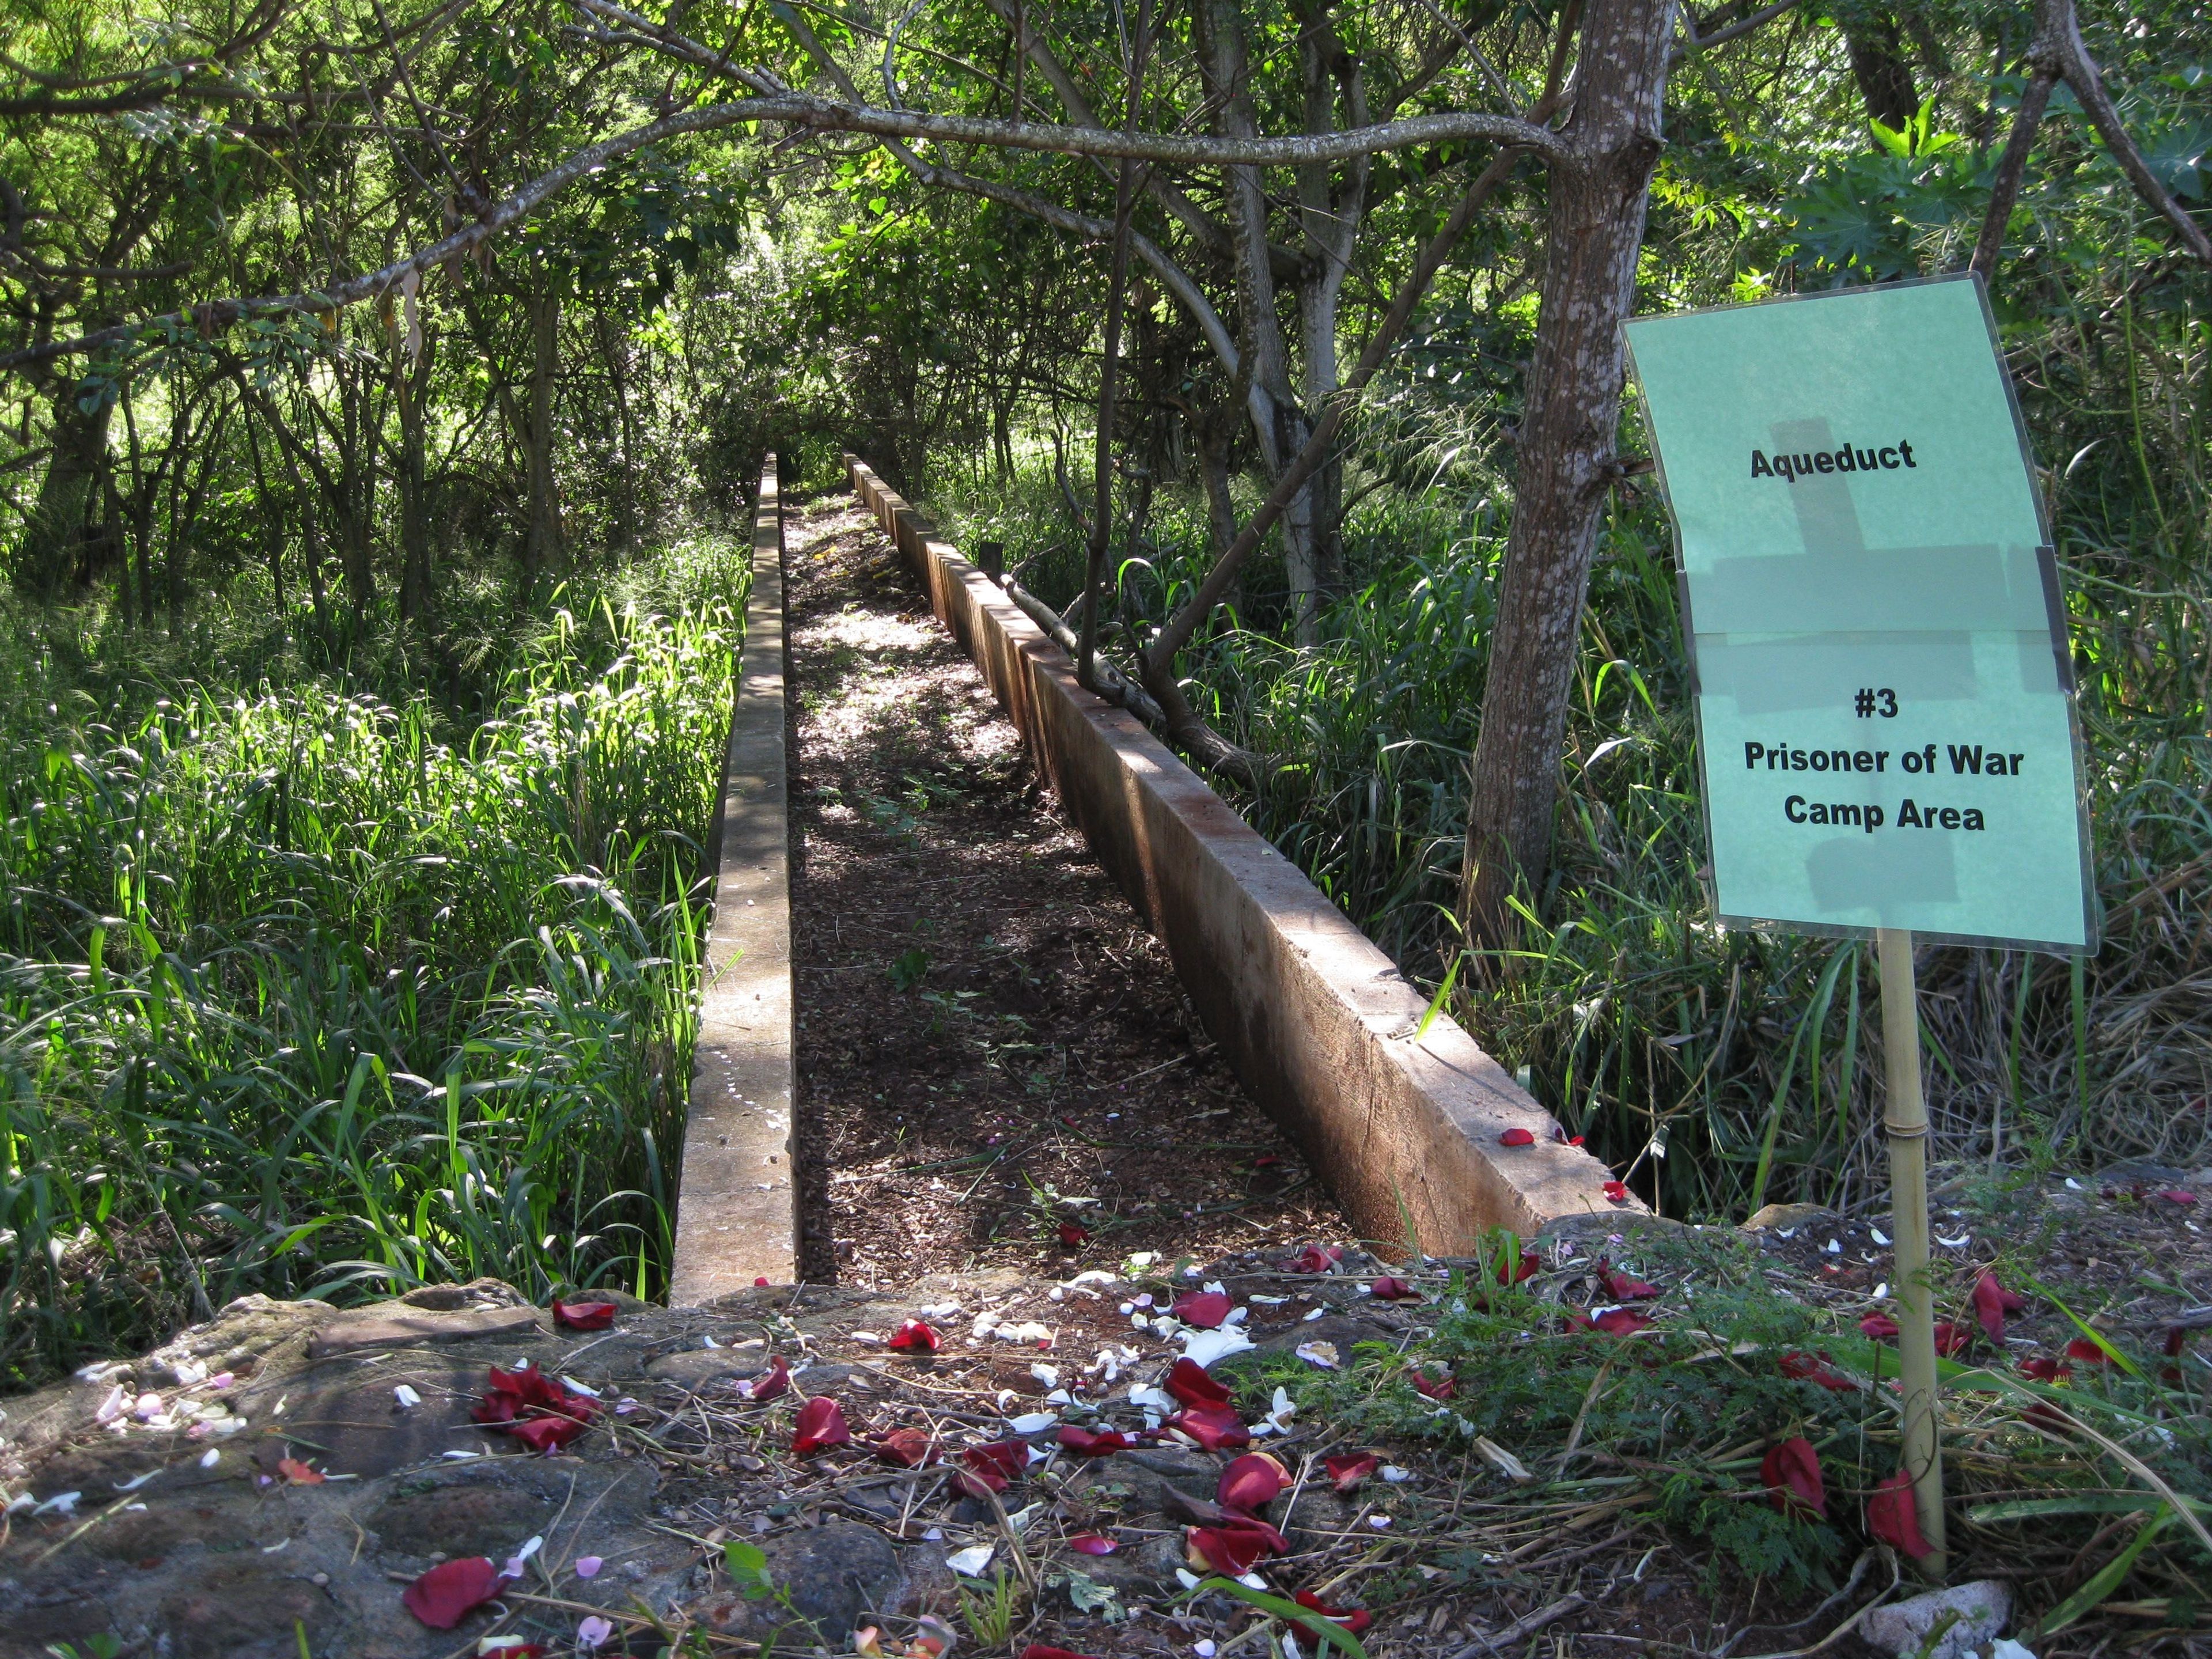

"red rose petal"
[1171, 1290, 1232, 1329]
[1600, 1264, 1661, 1300]
[1970, 1272, 2027, 1343]
[1066, 1532, 1118, 1555]
[1592, 1308, 1652, 1336]
[1603, 1180, 1630, 1204]
[506, 1412, 590, 1452]
[1369, 1276, 1421, 1302]
[1056, 1220, 1092, 1247]
[1933, 1320, 1971, 1357]
[1859, 1313, 1900, 1340]
[875, 1427, 937, 1467]
[402, 1556, 505, 1629]
[2158, 1189, 2198, 1205]
[1779, 1351, 1855, 1392]
[1020, 1647, 1099, 1659]
[1760, 1436, 1826, 1520]
[1058, 1425, 1138, 1457]
[2019, 1354, 2072, 1381]
[2066, 1336, 2114, 1365]
[1866, 1471, 1933, 1558]
[1411, 1368, 1457, 1401]
[1498, 1127, 1536, 1147]
[743, 1355, 791, 1401]
[276, 1456, 325, 1484]
[1218, 1452, 1289, 1514]
[1185, 1522, 1274, 1576]
[792, 1396, 851, 1455]
[965, 1440, 1028, 1486]
[1286, 1245, 1343, 1274]
[1168, 1403, 1249, 1452]
[887, 1319, 941, 1353]
[1494, 1254, 1539, 1287]
[551, 1299, 617, 1331]
[1294, 1590, 1374, 1635]
[1324, 1452, 1380, 1495]
[1165, 1357, 1233, 1408]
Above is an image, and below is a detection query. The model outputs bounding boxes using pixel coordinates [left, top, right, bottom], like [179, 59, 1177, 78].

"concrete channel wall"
[845, 456, 1639, 1251]
[671, 457, 797, 1302]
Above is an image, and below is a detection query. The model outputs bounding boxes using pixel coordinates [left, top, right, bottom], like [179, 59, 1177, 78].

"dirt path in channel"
[781, 493, 1340, 1287]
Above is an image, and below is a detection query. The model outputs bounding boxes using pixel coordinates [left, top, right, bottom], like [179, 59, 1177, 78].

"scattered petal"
[1293, 1590, 1374, 1636]
[551, 1300, 617, 1332]
[793, 1396, 851, 1455]
[1164, 1357, 1231, 1408]
[1058, 1425, 1137, 1457]
[1179, 1326, 1255, 1368]
[1971, 1272, 2027, 1343]
[1866, 1471, 1933, 1558]
[1778, 1351, 1855, 1392]
[1599, 1263, 1661, 1300]
[1285, 1245, 1343, 1274]
[1325, 1453, 1380, 1495]
[1498, 1128, 1536, 1147]
[1369, 1277, 1421, 1302]
[276, 1457, 325, 1486]
[573, 1556, 603, 1580]
[1218, 1452, 1289, 1514]
[1592, 1308, 1652, 1336]
[1066, 1532, 1118, 1555]
[2158, 1189, 2198, 1206]
[1934, 1321, 1971, 1358]
[1007, 1411, 1059, 1434]
[1171, 1290, 1232, 1329]
[1058, 1221, 1092, 1247]
[577, 1614, 613, 1650]
[393, 1384, 423, 1410]
[1761, 1437, 1827, 1520]
[1411, 1368, 1457, 1402]
[403, 1557, 505, 1629]
[2019, 1355, 2072, 1382]
[946, 1544, 997, 1577]
[876, 1427, 938, 1467]
[743, 1355, 791, 1402]
[1168, 1404, 1250, 1452]
[888, 1319, 942, 1353]
[1602, 1180, 1630, 1204]
[2065, 1336, 2115, 1366]
[1294, 1340, 1339, 1369]
[1859, 1314, 1900, 1340]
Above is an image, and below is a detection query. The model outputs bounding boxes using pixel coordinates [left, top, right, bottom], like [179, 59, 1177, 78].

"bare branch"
[1971, 65, 2057, 277]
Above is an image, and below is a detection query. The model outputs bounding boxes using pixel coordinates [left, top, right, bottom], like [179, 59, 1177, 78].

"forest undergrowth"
[926, 286, 2212, 1227]
[0, 532, 747, 1388]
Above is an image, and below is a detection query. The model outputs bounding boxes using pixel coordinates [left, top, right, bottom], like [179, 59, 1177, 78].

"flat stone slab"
[306, 1304, 546, 1358]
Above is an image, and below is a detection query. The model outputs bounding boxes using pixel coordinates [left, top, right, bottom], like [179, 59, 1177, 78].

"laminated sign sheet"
[1624, 274, 2096, 951]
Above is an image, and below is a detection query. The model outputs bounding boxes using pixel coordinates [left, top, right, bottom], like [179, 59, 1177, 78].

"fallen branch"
[1445, 1592, 1588, 1658]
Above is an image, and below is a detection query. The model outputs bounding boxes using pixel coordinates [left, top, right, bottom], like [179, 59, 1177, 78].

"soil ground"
[782, 494, 1339, 1286]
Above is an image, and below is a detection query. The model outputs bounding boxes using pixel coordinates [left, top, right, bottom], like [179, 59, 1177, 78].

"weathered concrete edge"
[671, 457, 797, 1302]
[843, 455, 1643, 1251]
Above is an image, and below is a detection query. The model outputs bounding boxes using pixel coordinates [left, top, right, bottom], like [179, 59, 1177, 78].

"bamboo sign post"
[1878, 926, 1945, 1577]
[1624, 275, 2097, 1581]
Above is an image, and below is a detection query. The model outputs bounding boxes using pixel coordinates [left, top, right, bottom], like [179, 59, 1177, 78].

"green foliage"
[0, 534, 747, 1387]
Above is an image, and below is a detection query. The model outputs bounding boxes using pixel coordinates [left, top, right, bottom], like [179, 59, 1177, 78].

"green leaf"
[2033, 1506, 2172, 1637]
[1194, 1577, 1369, 1658]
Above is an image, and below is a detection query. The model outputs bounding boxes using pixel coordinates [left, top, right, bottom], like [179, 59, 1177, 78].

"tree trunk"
[1459, 0, 1673, 950]
[244, 421, 286, 618]
[20, 389, 112, 597]
[1843, 7, 1920, 130]
[393, 334, 431, 622]
[521, 289, 565, 599]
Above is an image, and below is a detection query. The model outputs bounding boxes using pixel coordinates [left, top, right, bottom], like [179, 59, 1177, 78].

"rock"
[138, 1293, 343, 1387]
[1250, 1314, 1389, 1357]
[645, 1348, 771, 1387]
[306, 1302, 546, 1357]
[398, 1278, 532, 1310]
[1861, 1580, 2013, 1659]
[366, 1475, 563, 1562]
[1741, 1203, 1841, 1234]
[156, 1559, 342, 1658]
[686, 1520, 906, 1645]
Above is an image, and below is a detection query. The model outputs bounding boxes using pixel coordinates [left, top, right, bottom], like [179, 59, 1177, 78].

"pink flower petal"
[573, 1555, 603, 1580]
[1067, 1532, 1118, 1555]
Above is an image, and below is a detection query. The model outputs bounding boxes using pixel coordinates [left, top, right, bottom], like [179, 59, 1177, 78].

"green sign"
[1624, 275, 2096, 952]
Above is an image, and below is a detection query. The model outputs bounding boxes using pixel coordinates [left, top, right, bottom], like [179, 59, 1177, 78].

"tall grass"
[0, 533, 747, 1388]
[925, 297, 2212, 1222]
